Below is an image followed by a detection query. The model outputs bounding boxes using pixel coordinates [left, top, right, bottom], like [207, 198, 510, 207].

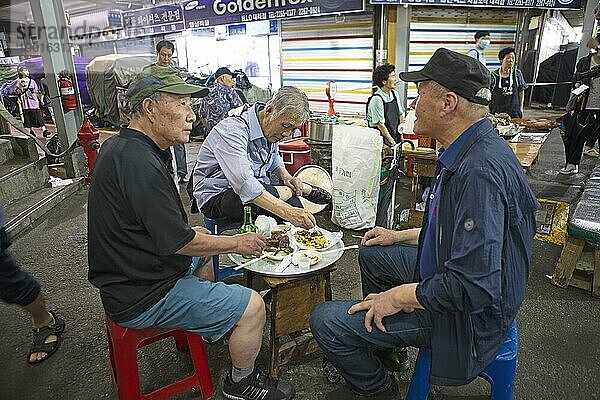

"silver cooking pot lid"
[293, 164, 333, 214]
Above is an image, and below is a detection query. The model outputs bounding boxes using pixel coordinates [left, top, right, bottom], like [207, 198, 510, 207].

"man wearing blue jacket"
[310, 48, 539, 400]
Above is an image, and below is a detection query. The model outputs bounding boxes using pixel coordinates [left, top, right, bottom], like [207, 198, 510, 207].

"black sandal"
[304, 184, 332, 205]
[27, 311, 65, 365]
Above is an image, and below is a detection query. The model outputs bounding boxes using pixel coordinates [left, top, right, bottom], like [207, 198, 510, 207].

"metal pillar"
[373, 5, 389, 67]
[528, 10, 548, 106]
[29, 0, 85, 178]
[578, 0, 599, 61]
[394, 5, 411, 110]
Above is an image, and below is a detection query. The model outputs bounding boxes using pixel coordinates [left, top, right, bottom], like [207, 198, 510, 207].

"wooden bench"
[551, 164, 600, 297]
[245, 266, 335, 378]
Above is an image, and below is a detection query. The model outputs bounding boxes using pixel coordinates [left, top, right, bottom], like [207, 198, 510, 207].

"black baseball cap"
[214, 67, 237, 80]
[399, 48, 492, 106]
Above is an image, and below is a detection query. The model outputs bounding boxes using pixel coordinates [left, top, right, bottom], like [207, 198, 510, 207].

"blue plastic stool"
[406, 320, 518, 400]
[193, 217, 242, 282]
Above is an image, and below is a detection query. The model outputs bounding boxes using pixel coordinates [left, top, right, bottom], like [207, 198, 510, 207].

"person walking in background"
[11, 66, 50, 138]
[0, 204, 65, 364]
[490, 47, 528, 118]
[467, 31, 491, 67]
[366, 64, 404, 148]
[559, 51, 600, 175]
[198, 67, 244, 135]
[39, 74, 54, 124]
[145, 39, 189, 184]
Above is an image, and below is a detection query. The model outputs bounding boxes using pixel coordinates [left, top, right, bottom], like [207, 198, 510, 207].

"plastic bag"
[331, 125, 383, 229]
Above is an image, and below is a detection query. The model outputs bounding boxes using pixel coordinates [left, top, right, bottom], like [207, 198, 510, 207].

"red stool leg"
[110, 328, 143, 400]
[186, 332, 215, 399]
[173, 330, 189, 351]
[106, 323, 119, 389]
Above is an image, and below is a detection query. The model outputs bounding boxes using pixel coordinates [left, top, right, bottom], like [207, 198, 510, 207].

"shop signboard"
[123, 4, 185, 37]
[107, 11, 123, 28]
[369, 0, 582, 10]
[183, 0, 364, 29]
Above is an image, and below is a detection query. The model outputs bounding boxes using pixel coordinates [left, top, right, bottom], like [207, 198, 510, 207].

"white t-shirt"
[467, 48, 487, 68]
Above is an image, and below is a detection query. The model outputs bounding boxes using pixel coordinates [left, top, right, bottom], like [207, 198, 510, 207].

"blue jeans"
[310, 244, 432, 395]
[173, 143, 187, 179]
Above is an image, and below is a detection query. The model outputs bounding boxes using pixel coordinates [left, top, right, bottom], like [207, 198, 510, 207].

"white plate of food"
[263, 229, 294, 261]
[289, 227, 343, 251]
[228, 239, 346, 277]
[292, 249, 323, 266]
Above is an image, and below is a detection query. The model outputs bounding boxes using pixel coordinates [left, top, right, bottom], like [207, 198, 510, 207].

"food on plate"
[488, 113, 512, 127]
[294, 250, 322, 266]
[294, 229, 329, 249]
[263, 233, 293, 260]
[271, 224, 291, 235]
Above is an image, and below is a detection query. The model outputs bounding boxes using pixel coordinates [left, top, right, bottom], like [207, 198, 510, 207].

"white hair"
[267, 86, 310, 123]
[426, 81, 488, 118]
[129, 91, 164, 119]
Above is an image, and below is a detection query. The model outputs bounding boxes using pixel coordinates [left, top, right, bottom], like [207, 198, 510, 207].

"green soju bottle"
[239, 206, 258, 259]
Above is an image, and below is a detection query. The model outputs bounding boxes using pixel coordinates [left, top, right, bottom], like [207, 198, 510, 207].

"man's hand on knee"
[362, 227, 397, 247]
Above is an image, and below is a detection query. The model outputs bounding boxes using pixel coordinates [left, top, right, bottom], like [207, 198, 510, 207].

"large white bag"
[331, 125, 383, 230]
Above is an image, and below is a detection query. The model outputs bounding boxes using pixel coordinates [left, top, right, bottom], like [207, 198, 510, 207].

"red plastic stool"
[105, 317, 215, 400]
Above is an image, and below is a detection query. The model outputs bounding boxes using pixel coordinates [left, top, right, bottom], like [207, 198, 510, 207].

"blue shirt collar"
[438, 118, 486, 169]
[248, 103, 266, 142]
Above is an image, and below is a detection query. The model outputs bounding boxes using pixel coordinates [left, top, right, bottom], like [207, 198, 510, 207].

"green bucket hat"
[127, 66, 209, 110]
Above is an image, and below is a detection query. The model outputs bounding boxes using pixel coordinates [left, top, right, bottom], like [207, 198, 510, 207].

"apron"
[490, 69, 522, 118]
[367, 90, 401, 146]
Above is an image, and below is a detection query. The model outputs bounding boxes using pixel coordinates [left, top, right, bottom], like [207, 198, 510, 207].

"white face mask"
[480, 39, 491, 49]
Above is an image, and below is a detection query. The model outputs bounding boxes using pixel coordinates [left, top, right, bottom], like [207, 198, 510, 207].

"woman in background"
[490, 47, 528, 118]
[11, 66, 50, 138]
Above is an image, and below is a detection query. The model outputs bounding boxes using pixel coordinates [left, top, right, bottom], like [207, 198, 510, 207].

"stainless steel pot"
[308, 118, 337, 143]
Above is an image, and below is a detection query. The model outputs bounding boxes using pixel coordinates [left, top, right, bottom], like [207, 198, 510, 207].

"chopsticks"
[232, 245, 360, 271]
[318, 244, 359, 255]
[233, 254, 268, 270]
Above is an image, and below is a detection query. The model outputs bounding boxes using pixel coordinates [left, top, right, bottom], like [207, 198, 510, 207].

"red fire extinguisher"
[58, 69, 77, 112]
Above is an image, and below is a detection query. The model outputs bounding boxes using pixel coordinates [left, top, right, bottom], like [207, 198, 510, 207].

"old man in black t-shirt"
[87, 66, 295, 400]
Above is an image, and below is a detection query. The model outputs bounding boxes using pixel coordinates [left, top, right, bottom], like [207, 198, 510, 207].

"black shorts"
[0, 228, 40, 306]
[200, 184, 303, 222]
[23, 109, 44, 128]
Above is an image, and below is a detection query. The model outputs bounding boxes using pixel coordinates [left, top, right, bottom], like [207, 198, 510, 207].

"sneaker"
[584, 146, 600, 157]
[222, 368, 294, 400]
[374, 348, 410, 372]
[321, 356, 342, 384]
[325, 376, 399, 400]
[559, 164, 579, 175]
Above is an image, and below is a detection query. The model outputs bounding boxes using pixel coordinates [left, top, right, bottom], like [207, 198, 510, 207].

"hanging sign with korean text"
[183, 0, 364, 29]
[123, 4, 186, 37]
[369, 0, 582, 10]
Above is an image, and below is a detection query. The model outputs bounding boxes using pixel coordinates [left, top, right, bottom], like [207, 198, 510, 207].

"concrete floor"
[0, 127, 599, 400]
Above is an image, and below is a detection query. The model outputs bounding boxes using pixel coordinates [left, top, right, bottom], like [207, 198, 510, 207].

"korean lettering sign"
[369, 0, 581, 9]
[123, 4, 185, 37]
[183, 0, 364, 29]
